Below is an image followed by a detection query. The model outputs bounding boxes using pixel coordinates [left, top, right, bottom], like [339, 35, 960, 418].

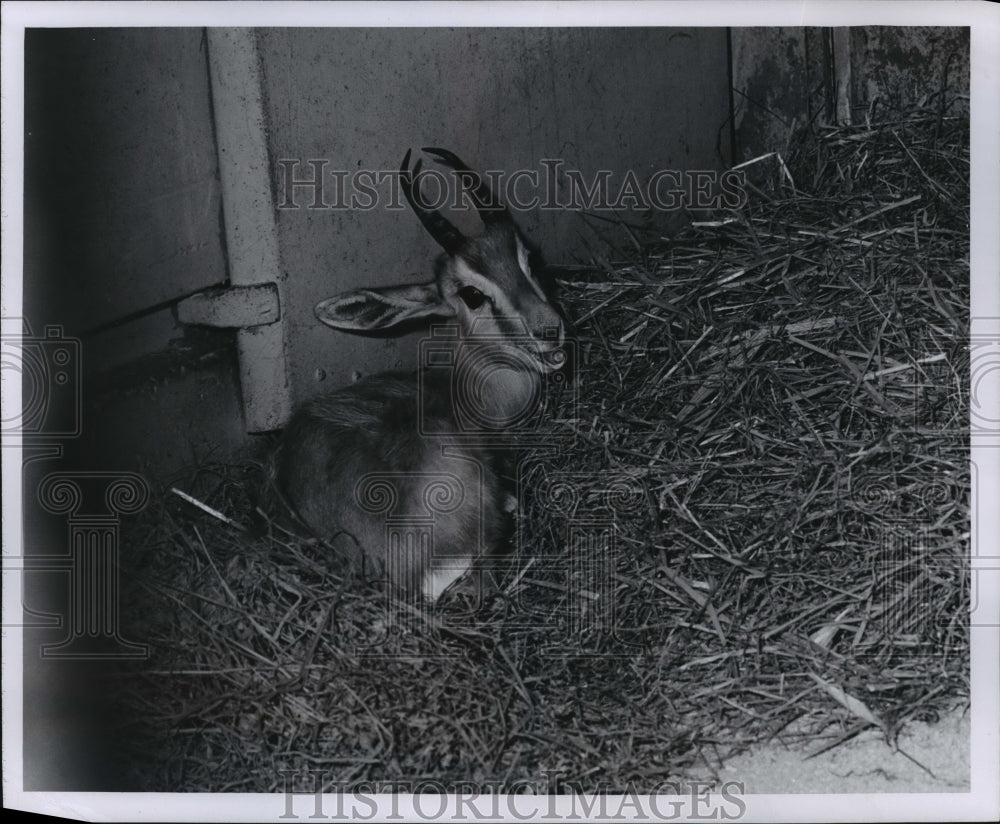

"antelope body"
[273, 148, 566, 599]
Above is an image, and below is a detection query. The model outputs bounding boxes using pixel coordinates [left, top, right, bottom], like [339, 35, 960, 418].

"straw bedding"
[117, 97, 969, 792]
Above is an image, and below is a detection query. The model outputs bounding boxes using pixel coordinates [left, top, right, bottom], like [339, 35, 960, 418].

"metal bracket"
[177, 283, 280, 328]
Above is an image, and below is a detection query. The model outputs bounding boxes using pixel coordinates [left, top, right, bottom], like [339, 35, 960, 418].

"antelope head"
[315, 148, 567, 421]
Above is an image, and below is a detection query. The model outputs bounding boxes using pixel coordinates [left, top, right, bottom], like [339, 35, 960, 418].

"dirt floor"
[715, 707, 970, 794]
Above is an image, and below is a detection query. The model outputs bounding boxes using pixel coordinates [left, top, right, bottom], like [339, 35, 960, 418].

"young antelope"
[273, 148, 566, 599]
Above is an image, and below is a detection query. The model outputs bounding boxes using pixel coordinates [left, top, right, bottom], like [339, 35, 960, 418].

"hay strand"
[115, 98, 969, 792]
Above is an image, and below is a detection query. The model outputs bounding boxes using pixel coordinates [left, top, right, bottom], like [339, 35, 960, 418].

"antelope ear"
[314, 282, 455, 331]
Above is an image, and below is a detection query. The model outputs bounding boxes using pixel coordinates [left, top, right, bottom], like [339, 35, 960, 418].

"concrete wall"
[22, 27, 732, 481]
[24, 27, 970, 482]
[24, 29, 226, 336]
[852, 27, 970, 112]
[256, 28, 732, 405]
[732, 26, 970, 162]
[23, 29, 245, 482]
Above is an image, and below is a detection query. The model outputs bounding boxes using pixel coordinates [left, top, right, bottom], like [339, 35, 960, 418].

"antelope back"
[273, 372, 510, 595]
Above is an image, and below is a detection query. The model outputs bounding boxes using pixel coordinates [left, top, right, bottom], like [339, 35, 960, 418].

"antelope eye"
[457, 285, 487, 310]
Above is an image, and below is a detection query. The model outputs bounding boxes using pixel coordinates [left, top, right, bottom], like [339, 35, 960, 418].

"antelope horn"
[422, 147, 508, 223]
[400, 149, 465, 253]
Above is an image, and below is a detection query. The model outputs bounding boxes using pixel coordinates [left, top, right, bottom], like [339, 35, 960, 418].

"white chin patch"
[422, 562, 473, 600]
[516, 239, 531, 277]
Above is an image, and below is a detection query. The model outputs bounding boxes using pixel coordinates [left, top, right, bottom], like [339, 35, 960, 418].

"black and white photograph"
[2, 2, 998, 821]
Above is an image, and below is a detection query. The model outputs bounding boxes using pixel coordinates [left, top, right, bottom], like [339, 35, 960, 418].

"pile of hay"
[117, 99, 969, 792]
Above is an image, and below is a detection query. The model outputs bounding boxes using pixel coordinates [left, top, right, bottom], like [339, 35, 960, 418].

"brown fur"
[273, 150, 565, 598]
[273, 371, 509, 592]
